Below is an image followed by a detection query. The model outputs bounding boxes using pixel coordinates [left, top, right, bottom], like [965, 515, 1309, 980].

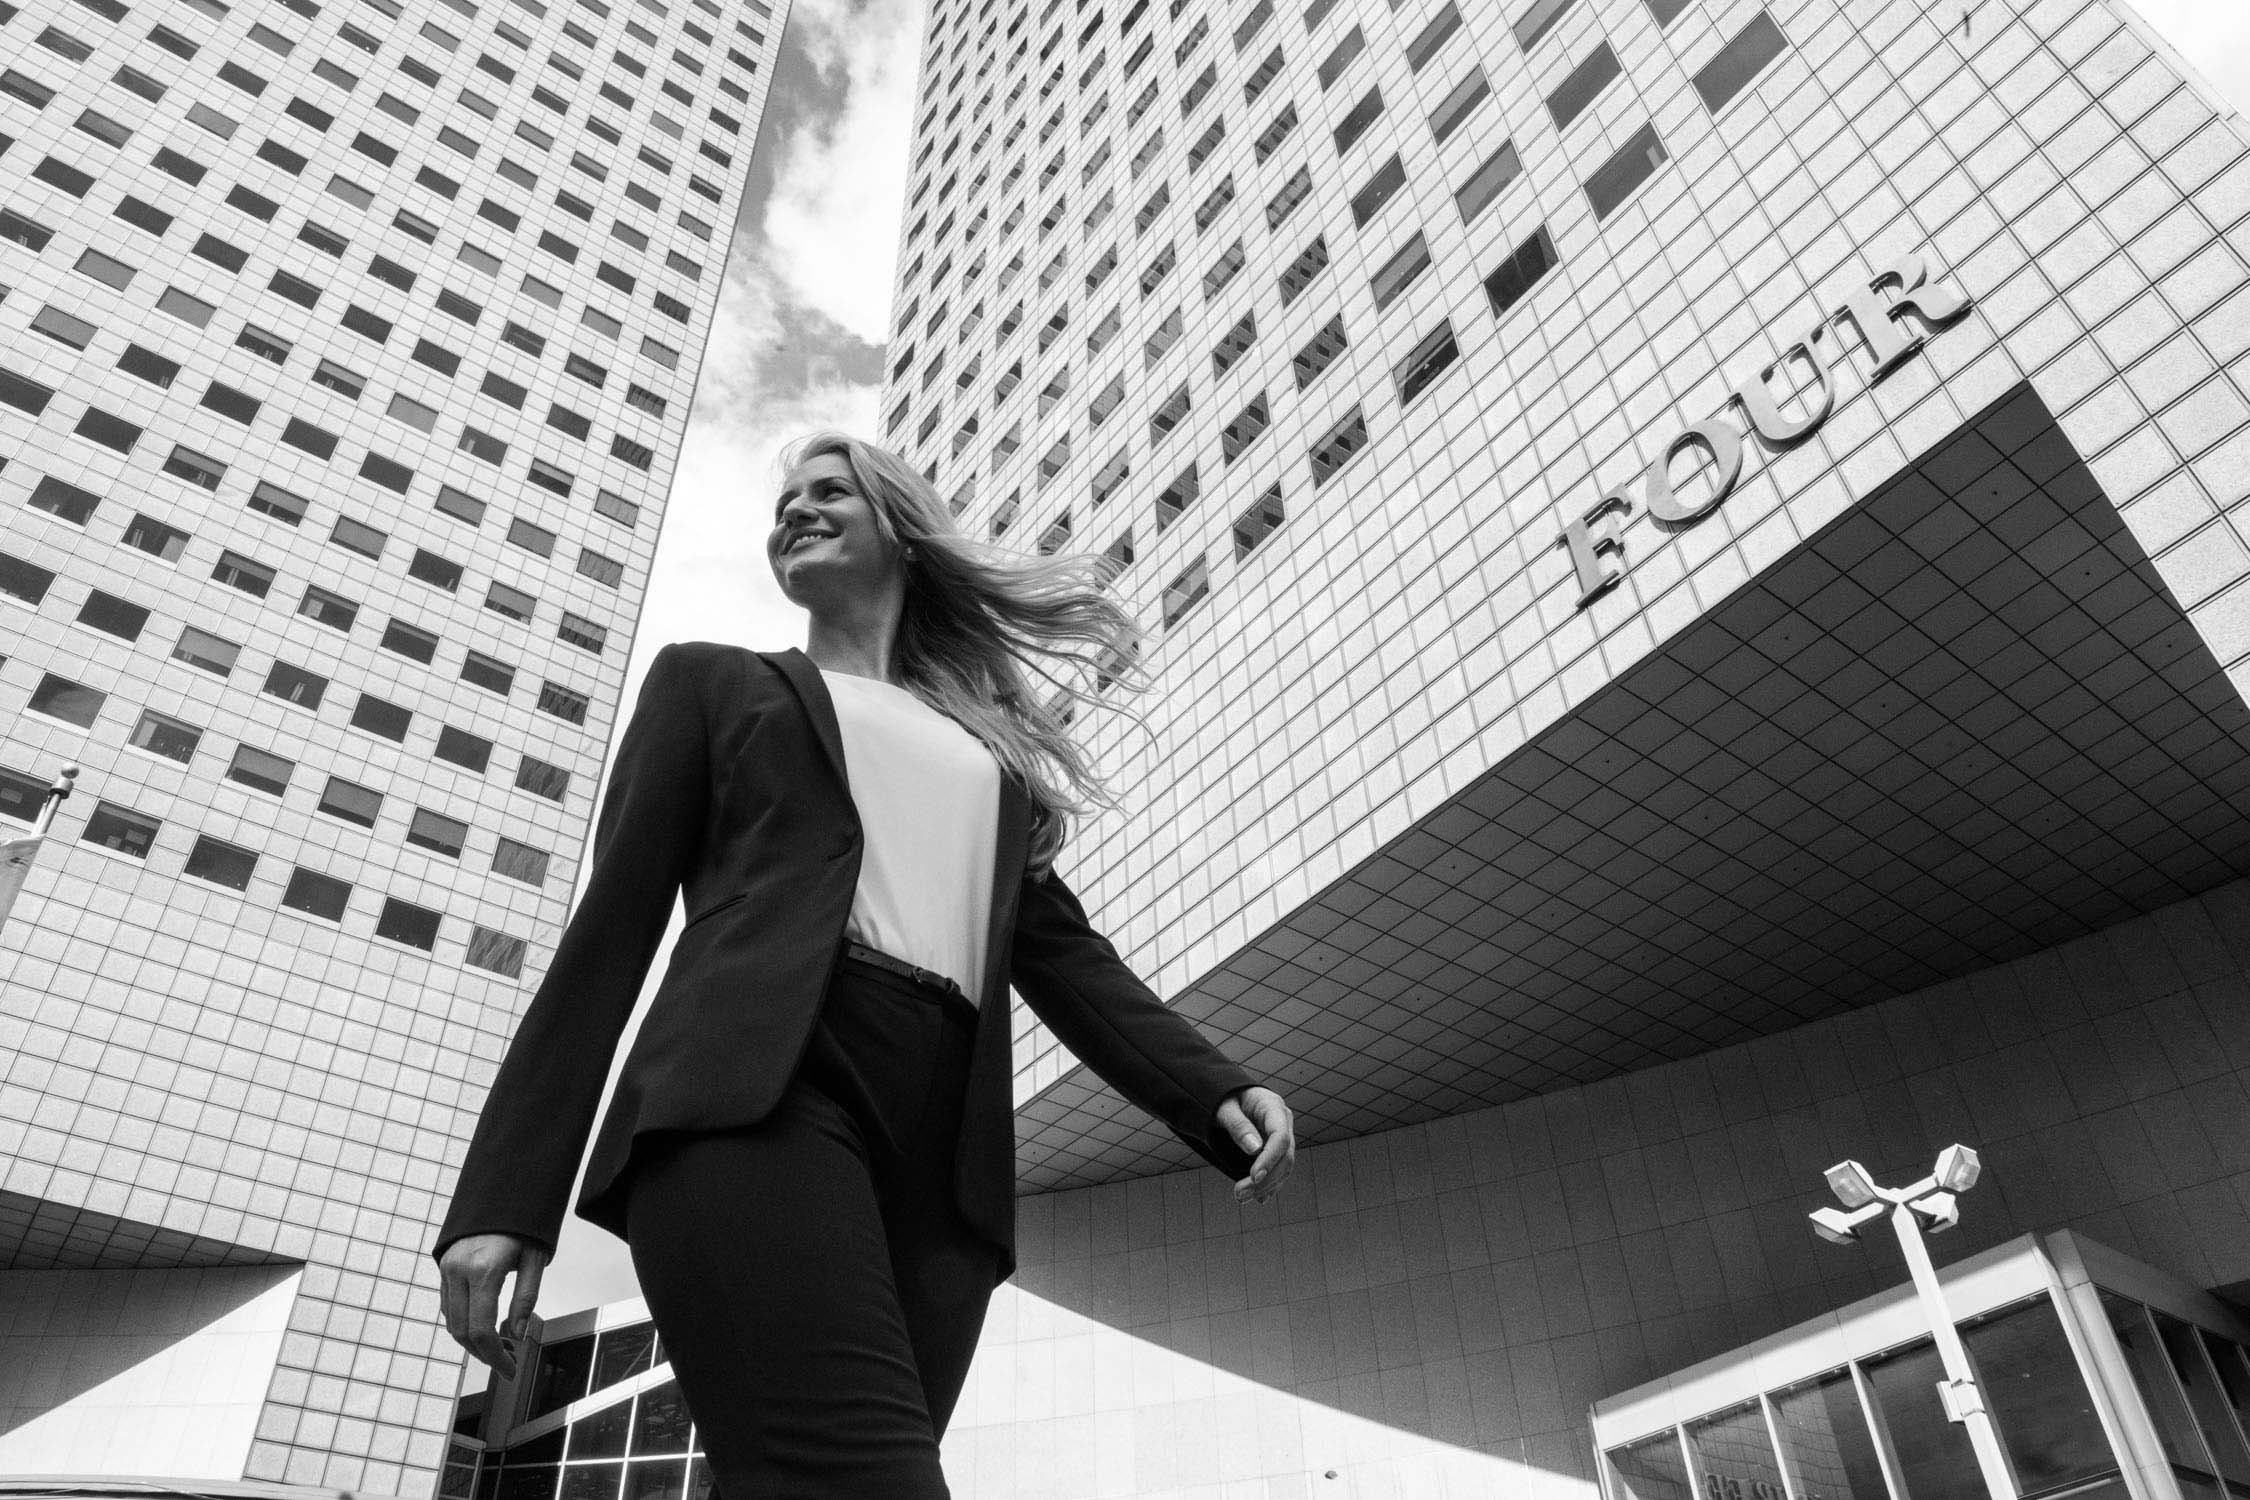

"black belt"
[843, 940, 968, 1002]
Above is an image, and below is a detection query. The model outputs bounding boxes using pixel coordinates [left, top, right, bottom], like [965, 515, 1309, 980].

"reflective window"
[1962, 1298, 2120, 1492]
[1608, 1429, 1694, 1500]
[1771, 1371, 1888, 1500]
[1862, 1340, 1983, 1500]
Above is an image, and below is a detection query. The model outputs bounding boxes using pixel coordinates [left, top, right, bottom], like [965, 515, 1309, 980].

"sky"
[513, 0, 2250, 1325]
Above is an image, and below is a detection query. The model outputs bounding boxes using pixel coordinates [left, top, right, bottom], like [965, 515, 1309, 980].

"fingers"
[463, 1267, 513, 1378]
[505, 1249, 546, 1344]
[1232, 1090, 1296, 1207]
[1217, 1098, 1263, 1157]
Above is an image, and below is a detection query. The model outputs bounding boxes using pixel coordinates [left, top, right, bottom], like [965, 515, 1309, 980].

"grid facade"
[0, 0, 782, 1483]
[873, 0, 2250, 1130]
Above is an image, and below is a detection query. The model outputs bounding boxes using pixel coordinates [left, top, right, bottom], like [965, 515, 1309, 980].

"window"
[492, 838, 550, 885]
[1309, 406, 1368, 486]
[1693, 12, 1787, 114]
[0, 372, 56, 417]
[1154, 463, 1197, 530]
[77, 409, 144, 453]
[1220, 392, 1270, 463]
[1372, 232, 1432, 310]
[408, 548, 463, 591]
[1350, 155, 1406, 225]
[405, 808, 468, 856]
[281, 867, 352, 921]
[508, 517, 558, 556]
[538, 680, 590, 723]
[75, 248, 137, 289]
[124, 514, 191, 560]
[299, 586, 358, 631]
[31, 305, 96, 350]
[236, 325, 293, 364]
[467, 927, 527, 977]
[1186, 118, 1224, 170]
[213, 550, 276, 597]
[331, 515, 388, 560]
[82, 801, 161, 858]
[1160, 556, 1208, 628]
[1396, 319, 1460, 405]
[435, 724, 493, 772]
[1430, 68, 1489, 141]
[1265, 166, 1312, 228]
[1333, 87, 1381, 154]
[1278, 235, 1328, 305]
[201, 382, 262, 424]
[1315, 25, 1362, 87]
[1149, 384, 1190, 442]
[1088, 377, 1125, 427]
[1548, 42, 1618, 130]
[1194, 174, 1235, 231]
[1463, 231, 1548, 326]
[266, 661, 328, 710]
[461, 427, 509, 464]
[1140, 242, 1177, 297]
[462, 650, 516, 694]
[1457, 141, 1523, 223]
[128, 710, 200, 769]
[118, 196, 178, 236]
[184, 836, 257, 890]
[1585, 122, 1667, 219]
[352, 694, 412, 741]
[516, 755, 570, 801]
[226, 744, 293, 796]
[30, 477, 100, 525]
[1233, 483, 1284, 558]
[1090, 451, 1130, 508]
[27, 672, 103, 726]
[1514, 0, 1575, 49]
[1203, 239, 1246, 299]
[1292, 316, 1347, 388]
[360, 452, 415, 493]
[280, 418, 339, 459]
[1405, 2, 1461, 70]
[173, 626, 241, 676]
[1243, 45, 1284, 105]
[486, 581, 535, 621]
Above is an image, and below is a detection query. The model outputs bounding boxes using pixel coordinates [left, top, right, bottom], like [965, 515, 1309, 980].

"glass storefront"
[446, 1311, 716, 1500]
[1596, 1233, 2250, 1500]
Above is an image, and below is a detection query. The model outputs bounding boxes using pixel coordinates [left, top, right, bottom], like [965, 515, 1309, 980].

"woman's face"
[768, 452, 905, 606]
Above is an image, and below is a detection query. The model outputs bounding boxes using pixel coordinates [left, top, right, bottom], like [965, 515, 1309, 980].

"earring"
[902, 543, 918, 561]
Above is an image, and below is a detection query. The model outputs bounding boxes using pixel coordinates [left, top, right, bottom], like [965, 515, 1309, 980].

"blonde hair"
[778, 431, 1144, 873]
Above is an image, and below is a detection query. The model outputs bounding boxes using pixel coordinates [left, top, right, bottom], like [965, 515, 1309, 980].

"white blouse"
[819, 669, 1001, 1002]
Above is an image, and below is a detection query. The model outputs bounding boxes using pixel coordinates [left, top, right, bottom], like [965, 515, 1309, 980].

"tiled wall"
[885, 0, 2250, 1112]
[947, 880, 2250, 1496]
[0, 0, 783, 1487]
[0, 1263, 301, 1478]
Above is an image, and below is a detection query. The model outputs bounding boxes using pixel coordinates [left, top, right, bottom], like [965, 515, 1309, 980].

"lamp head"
[1824, 1160, 1879, 1209]
[1910, 1191, 1960, 1233]
[1934, 1144, 1981, 1193]
[1809, 1206, 1870, 1246]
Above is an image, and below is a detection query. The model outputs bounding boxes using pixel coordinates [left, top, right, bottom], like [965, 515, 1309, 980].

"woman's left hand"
[1217, 1086, 1296, 1206]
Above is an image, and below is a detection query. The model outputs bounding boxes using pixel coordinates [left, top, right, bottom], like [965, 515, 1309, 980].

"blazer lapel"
[980, 774, 1033, 1008]
[764, 647, 852, 799]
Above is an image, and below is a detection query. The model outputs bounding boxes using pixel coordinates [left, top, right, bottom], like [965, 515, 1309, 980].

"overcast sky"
[517, 0, 2250, 1323]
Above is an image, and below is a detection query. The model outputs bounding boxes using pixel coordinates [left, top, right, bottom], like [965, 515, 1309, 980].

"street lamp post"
[1808, 1144, 2015, 1500]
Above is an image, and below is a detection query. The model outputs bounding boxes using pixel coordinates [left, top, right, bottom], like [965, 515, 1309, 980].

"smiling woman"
[434, 431, 1296, 1499]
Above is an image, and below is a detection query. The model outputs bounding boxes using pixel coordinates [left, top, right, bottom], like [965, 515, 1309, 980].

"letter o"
[1645, 418, 1744, 524]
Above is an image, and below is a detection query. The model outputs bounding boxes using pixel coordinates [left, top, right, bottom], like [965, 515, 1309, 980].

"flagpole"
[0, 766, 79, 935]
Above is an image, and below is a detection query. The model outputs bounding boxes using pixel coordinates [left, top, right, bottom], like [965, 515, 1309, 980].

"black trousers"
[625, 956, 1001, 1498]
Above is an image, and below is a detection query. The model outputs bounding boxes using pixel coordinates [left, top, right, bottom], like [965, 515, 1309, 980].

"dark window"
[115, 195, 176, 235]
[129, 709, 202, 765]
[27, 672, 103, 725]
[1220, 392, 1270, 463]
[1315, 24, 1362, 87]
[492, 838, 550, 885]
[1160, 557, 1209, 629]
[281, 418, 340, 458]
[435, 725, 493, 772]
[1431, 68, 1490, 142]
[413, 339, 463, 375]
[1292, 316, 1347, 389]
[1154, 463, 1197, 530]
[312, 359, 366, 398]
[1485, 224, 1560, 317]
[0, 371, 57, 417]
[1395, 319, 1460, 405]
[212, 550, 276, 597]
[1547, 42, 1619, 130]
[538, 680, 590, 723]
[461, 650, 515, 695]
[436, 484, 489, 525]
[29, 476, 100, 524]
[342, 304, 394, 343]
[1371, 231, 1433, 310]
[405, 808, 467, 856]
[184, 835, 258, 889]
[1514, 0, 1575, 49]
[82, 801, 160, 858]
[408, 549, 463, 591]
[265, 661, 328, 710]
[0, 554, 58, 606]
[1309, 406, 1369, 486]
[193, 232, 250, 271]
[1233, 483, 1284, 558]
[172, 626, 240, 675]
[299, 586, 358, 630]
[123, 514, 191, 560]
[34, 155, 97, 197]
[0, 209, 57, 251]
[1457, 140, 1523, 221]
[368, 254, 417, 290]
[1349, 154, 1406, 225]
[268, 270, 322, 307]
[348, 694, 411, 742]
[382, 618, 441, 663]
[281, 867, 352, 921]
[1585, 122, 1668, 219]
[1405, 1, 1462, 70]
[1333, 87, 1381, 153]
[486, 581, 535, 622]
[225, 183, 281, 220]
[360, 452, 415, 493]
[1693, 12, 1787, 114]
[226, 744, 294, 796]
[1278, 235, 1328, 305]
[201, 382, 262, 424]
[467, 927, 527, 977]
[75, 408, 143, 453]
[515, 755, 570, 801]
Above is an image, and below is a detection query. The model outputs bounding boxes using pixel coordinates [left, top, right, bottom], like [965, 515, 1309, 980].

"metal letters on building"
[1560, 251, 1974, 607]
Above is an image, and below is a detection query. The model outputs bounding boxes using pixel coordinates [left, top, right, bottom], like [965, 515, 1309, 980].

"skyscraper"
[0, 0, 783, 1484]
[876, 0, 2250, 1486]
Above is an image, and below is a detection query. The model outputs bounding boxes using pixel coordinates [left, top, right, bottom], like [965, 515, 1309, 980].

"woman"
[434, 432, 1294, 1495]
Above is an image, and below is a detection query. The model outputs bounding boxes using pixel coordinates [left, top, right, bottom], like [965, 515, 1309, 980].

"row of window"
[5, 766, 534, 977]
[3, 547, 606, 755]
[2, 54, 707, 384]
[905, 1, 1792, 561]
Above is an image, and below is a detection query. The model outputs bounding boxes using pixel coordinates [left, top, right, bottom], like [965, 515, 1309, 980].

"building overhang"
[1017, 382, 2250, 1192]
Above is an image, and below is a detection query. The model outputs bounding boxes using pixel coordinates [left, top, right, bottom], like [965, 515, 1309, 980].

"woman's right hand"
[438, 1232, 549, 1379]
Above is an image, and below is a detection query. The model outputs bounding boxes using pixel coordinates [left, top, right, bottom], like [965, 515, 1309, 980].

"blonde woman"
[434, 433, 1294, 1495]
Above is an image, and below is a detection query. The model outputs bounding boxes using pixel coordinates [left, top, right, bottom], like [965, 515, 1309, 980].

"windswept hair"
[779, 431, 1145, 873]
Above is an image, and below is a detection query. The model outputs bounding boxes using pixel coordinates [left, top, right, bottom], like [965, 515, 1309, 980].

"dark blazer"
[433, 641, 1257, 1277]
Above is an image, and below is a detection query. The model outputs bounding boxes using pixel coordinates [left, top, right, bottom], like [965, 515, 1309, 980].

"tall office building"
[0, 0, 782, 1483]
[874, 0, 2250, 1487]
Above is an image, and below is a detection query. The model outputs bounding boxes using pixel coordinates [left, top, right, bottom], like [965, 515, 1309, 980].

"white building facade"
[876, 0, 2250, 1490]
[0, 0, 782, 1483]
